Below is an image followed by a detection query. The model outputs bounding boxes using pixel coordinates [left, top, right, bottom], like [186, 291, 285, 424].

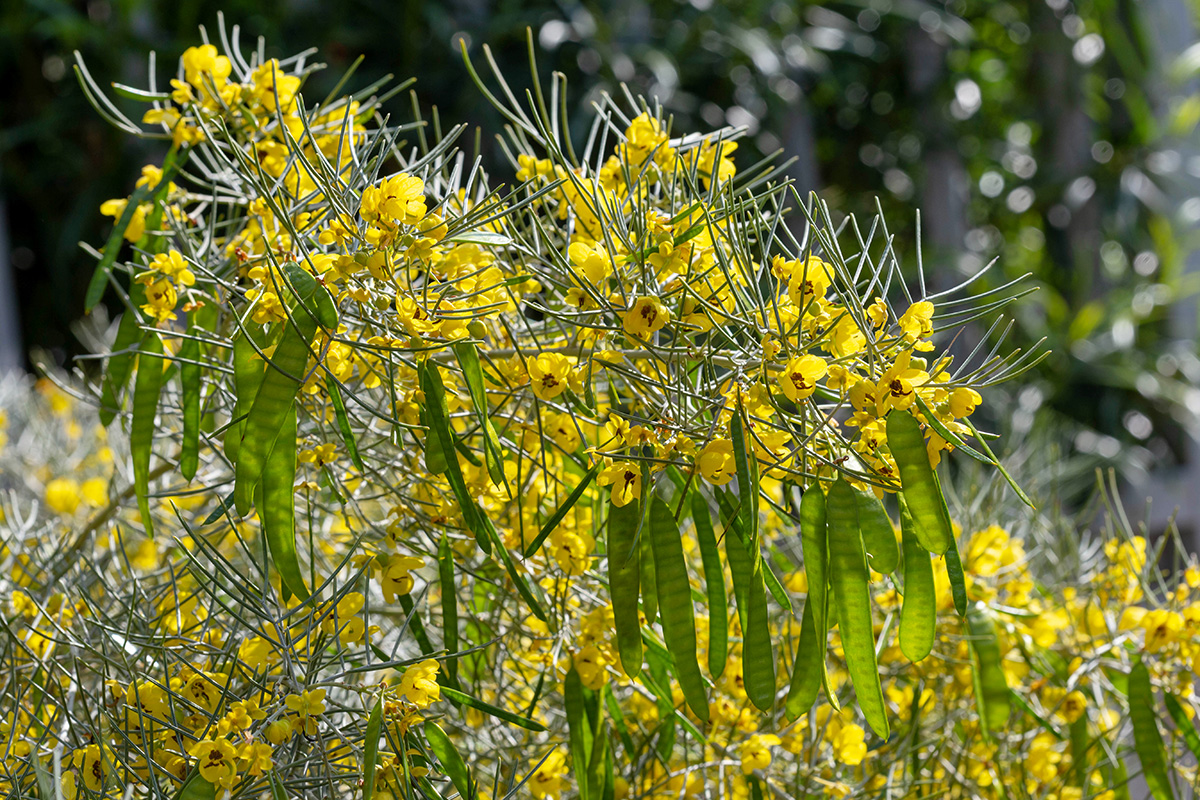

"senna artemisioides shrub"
[21, 23, 1197, 800]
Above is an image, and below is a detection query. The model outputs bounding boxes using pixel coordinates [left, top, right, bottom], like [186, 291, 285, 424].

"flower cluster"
[2, 28, 1140, 800]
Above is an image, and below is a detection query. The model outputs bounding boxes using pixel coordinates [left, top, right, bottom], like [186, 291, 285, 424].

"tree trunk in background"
[1128, 0, 1200, 548]
[0, 172, 23, 373]
[906, 25, 968, 273]
[782, 96, 820, 229]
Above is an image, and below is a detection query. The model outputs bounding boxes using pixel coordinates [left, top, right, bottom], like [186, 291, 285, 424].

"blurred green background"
[4, 0, 1200, 502]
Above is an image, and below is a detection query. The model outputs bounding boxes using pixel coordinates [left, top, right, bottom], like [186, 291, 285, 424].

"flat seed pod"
[826, 477, 889, 738]
[887, 409, 953, 554]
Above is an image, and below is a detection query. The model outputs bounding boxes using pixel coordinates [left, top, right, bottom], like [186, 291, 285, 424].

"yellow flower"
[697, 439, 736, 485]
[948, 387, 982, 418]
[238, 635, 274, 670]
[99, 198, 150, 243]
[543, 412, 581, 453]
[361, 173, 427, 228]
[1023, 732, 1062, 783]
[739, 733, 781, 774]
[572, 644, 608, 690]
[527, 353, 572, 401]
[398, 659, 441, 708]
[622, 296, 670, 338]
[81, 477, 107, 507]
[285, 687, 327, 717]
[598, 461, 642, 508]
[876, 351, 929, 415]
[1057, 689, 1087, 724]
[567, 241, 613, 285]
[190, 739, 238, 787]
[529, 750, 569, 799]
[1142, 608, 1183, 652]
[898, 300, 936, 350]
[380, 555, 423, 603]
[73, 745, 107, 792]
[866, 297, 889, 328]
[549, 526, 595, 576]
[779, 354, 827, 402]
[148, 249, 196, 286]
[785, 256, 834, 303]
[141, 278, 179, 323]
[45, 477, 82, 515]
[239, 742, 274, 777]
[180, 44, 232, 90]
[264, 718, 294, 745]
[831, 723, 867, 765]
[321, 591, 366, 645]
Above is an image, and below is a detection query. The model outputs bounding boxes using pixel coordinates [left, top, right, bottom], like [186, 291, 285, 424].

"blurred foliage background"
[5, 0, 1200, 493]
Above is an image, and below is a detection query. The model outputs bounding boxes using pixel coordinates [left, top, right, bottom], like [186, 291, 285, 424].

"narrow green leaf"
[1165, 692, 1200, 762]
[640, 522, 658, 626]
[564, 666, 594, 800]
[944, 538, 969, 617]
[261, 404, 309, 600]
[966, 604, 1010, 732]
[887, 409, 953, 554]
[717, 488, 750, 633]
[445, 230, 512, 247]
[131, 333, 164, 537]
[649, 496, 709, 721]
[424, 720, 473, 799]
[730, 403, 759, 551]
[440, 685, 547, 731]
[608, 498, 643, 678]
[524, 463, 600, 558]
[761, 558, 793, 614]
[85, 184, 151, 311]
[1009, 688, 1065, 739]
[179, 333, 201, 481]
[454, 341, 505, 485]
[826, 477, 889, 738]
[913, 395, 990, 464]
[363, 699, 383, 800]
[1130, 658, 1176, 800]
[325, 374, 364, 471]
[898, 497, 935, 662]
[314, 284, 339, 329]
[1070, 717, 1089, 787]
[692, 491, 727, 678]
[964, 416, 1036, 509]
[202, 492, 236, 526]
[98, 283, 144, 426]
[31, 753, 53, 800]
[439, 534, 459, 685]
[268, 771, 287, 800]
[419, 361, 490, 554]
[855, 489, 899, 574]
